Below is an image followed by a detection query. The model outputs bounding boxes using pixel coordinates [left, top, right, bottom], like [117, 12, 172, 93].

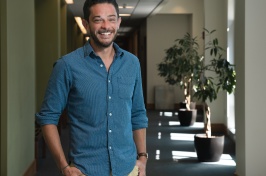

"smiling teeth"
[101, 32, 111, 35]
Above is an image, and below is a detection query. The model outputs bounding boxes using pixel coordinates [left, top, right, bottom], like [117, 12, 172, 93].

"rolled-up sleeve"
[131, 62, 148, 130]
[36, 59, 71, 126]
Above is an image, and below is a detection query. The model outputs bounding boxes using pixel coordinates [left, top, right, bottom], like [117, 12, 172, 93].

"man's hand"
[136, 158, 147, 176]
[62, 166, 85, 176]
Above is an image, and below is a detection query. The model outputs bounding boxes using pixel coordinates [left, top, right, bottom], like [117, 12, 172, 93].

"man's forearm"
[133, 128, 147, 154]
[133, 128, 147, 176]
[41, 124, 68, 170]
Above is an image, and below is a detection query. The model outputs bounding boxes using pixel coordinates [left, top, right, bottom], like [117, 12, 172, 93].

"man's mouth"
[99, 31, 111, 36]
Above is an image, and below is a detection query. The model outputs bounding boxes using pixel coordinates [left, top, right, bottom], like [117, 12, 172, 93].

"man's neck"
[90, 41, 115, 60]
[90, 41, 115, 71]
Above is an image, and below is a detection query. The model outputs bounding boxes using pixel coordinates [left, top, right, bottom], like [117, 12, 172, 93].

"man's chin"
[97, 41, 113, 48]
[90, 34, 117, 48]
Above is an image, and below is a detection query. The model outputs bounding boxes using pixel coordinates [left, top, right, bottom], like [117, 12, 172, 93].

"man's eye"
[94, 19, 102, 23]
[109, 18, 116, 22]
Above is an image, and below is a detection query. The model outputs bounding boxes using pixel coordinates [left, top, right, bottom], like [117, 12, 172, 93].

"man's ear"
[82, 19, 88, 28]
[117, 17, 122, 30]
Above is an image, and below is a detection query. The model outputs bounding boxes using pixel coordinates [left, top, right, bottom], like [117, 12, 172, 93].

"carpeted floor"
[35, 110, 236, 176]
[145, 110, 236, 176]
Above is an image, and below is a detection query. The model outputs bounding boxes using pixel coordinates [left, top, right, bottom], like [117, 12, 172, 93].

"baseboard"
[23, 160, 36, 176]
[211, 123, 227, 134]
[145, 105, 228, 135]
[227, 128, 236, 142]
[146, 103, 155, 110]
[146, 103, 177, 111]
[147, 103, 204, 111]
[174, 103, 179, 110]
[174, 103, 204, 110]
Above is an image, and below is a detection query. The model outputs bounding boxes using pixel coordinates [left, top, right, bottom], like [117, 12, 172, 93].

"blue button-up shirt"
[36, 42, 148, 176]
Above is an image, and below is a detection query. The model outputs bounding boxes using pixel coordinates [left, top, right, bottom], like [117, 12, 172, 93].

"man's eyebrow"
[108, 15, 117, 18]
[92, 15, 101, 19]
[92, 14, 117, 19]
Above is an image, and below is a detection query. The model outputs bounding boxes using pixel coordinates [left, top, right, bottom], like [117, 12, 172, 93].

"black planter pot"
[194, 134, 224, 162]
[178, 109, 197, 126]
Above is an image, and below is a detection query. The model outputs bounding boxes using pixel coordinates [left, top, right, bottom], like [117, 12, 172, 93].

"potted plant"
[157, 33, 201, 126]
[193, 29, 236, 162]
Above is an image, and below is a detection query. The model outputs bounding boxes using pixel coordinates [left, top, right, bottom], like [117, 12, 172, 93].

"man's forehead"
[90, 3, 117, 13]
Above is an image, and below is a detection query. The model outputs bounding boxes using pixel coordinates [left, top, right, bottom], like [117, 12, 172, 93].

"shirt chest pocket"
[117, 77, 135, 99]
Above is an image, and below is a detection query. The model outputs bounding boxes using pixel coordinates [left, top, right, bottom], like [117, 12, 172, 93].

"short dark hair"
[83, 0, 119, 21]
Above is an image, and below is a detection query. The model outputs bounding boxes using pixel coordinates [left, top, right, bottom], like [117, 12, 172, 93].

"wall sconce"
[65, 0, 73, 4]
[74, 17, 87, 34]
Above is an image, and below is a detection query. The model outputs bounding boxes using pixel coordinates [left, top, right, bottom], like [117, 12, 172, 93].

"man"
[35, 0, 148, 175]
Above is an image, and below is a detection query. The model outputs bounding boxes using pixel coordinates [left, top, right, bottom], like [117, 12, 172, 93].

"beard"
[89, 28, 118, 48]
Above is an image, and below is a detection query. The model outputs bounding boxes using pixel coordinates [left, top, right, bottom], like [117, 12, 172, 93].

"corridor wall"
[1, 0, 35, 175]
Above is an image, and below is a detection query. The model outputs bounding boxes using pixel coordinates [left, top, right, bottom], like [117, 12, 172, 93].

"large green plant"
[157, 33, 201, 110]
[157, 29, 236, 137]
[193, 29, 236, 137]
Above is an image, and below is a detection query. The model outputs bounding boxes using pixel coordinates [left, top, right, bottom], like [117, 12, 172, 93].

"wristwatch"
[137, 152, 148, 159]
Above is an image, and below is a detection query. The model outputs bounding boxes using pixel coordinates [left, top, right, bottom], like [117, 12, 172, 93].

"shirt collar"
[83, 40, 124, 59]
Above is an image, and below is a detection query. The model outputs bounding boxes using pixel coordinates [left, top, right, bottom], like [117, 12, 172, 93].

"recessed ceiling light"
[119, 14, 131, 17]
[119, 4, 134, 9]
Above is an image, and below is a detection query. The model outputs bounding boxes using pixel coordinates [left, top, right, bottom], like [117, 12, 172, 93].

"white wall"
[147, 14, 192, 106]
[157, 0, 204, 38]
[147, 0, 231, 126]
[1, 0, 35, 175]
[146, 0, 204, 105]
[35, 0, 62, 110]
[227, 0, 236, 133]
[235, 0, 266, 175]
[204, 0, 227, 124]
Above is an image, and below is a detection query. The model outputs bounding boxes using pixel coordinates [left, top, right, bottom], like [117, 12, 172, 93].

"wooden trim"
[196, 104, 204, 110]
[147, 103, 204, 111]
[146, 104, 227, 134]
[174, 103, 179, 110]
[174, 103, 204, 110]
[146, 103, 155, 110]
[23, 160, 36, 176]
[211, 123, 227, 134]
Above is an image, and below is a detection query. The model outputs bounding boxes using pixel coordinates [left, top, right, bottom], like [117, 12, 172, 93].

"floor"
[36, 110, 236, 176]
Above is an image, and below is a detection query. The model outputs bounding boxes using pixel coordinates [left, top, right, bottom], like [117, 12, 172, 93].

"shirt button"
[109, 129, 112, 133]
[109, 96, 111, 100]
[100, 64, 104, 67]
[109, 113, 112, 116]
[108, 79, 111, 83]
[109, 146, 112, 150]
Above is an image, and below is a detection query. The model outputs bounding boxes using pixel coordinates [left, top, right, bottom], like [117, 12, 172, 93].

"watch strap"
[137, 152, 148, 159]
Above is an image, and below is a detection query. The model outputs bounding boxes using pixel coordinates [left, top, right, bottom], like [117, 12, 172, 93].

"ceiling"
[67, 0, 165, 36]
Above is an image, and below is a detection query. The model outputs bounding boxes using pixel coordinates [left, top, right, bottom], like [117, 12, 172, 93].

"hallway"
[145, 110, 235, 176]
[36, 110, 236, 176]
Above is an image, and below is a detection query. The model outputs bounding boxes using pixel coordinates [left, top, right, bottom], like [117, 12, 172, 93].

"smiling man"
[84, 2, 120, 48]
[35, 0, 148, 176]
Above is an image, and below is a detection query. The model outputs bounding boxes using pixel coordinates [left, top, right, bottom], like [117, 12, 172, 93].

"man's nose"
[101, 20, 110, 29]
